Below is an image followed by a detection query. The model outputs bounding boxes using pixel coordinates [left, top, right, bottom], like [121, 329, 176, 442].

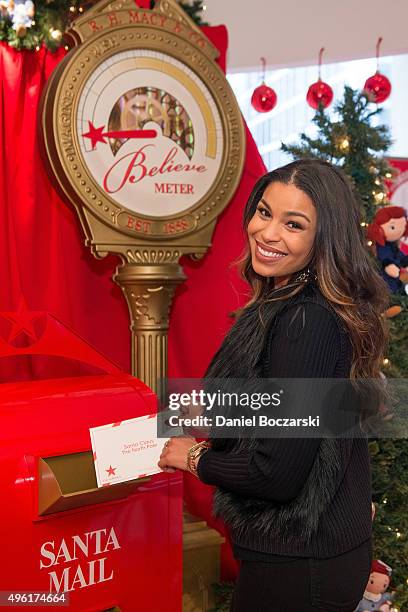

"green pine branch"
[178, 0, 208, 25]
[282, 86, 395, 223]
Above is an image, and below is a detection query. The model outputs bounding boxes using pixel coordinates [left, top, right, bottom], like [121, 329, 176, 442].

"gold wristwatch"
[186, 442, 210, 477]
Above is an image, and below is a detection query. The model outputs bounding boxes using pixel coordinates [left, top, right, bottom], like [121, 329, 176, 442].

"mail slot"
[0, 315, 182, 611]
[37, 451, 151, 516]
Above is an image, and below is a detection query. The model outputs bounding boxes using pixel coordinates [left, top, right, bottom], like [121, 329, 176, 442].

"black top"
[197, 284, 373, 560]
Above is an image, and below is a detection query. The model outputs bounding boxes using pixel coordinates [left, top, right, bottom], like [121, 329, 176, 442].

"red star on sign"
[82, 121, 157, 150]
[106, 465, 116, 477]
[82, 122, 107, 149]
[1, 296, 44, 343]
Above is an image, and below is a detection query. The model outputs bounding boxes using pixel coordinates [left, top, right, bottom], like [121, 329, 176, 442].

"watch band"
[186, 441, 210, 477]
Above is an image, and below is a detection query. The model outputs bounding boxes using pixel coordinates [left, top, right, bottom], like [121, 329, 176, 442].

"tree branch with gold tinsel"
[0, 0, 208, 50]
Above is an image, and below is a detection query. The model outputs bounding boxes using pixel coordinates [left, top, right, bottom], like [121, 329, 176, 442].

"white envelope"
[89, 414, 168, 487]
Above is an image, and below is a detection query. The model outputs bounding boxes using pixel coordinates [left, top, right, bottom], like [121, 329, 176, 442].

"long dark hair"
[207, 159, 390, 383]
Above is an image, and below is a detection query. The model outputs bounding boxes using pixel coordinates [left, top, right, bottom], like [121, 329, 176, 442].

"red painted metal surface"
[0, 313, 182, 611]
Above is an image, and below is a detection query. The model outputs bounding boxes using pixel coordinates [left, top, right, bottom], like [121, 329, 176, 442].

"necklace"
[270, 267, 317, 296]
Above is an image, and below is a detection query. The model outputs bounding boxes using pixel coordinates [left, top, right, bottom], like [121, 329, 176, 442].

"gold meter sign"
[41, 0, 245, 393]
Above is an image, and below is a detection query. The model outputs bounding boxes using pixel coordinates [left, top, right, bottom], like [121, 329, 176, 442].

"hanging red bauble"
[364, 71, 391, 103]
[251, 57, 277, 113]
[306, 79, 334, 109]
[251, 83, 277, 113]
[306, 48, 333, 109]
[363, 38, 392, 103]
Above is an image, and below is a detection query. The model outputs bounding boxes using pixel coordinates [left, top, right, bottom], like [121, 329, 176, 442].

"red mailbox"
[0, 314, 182, 611]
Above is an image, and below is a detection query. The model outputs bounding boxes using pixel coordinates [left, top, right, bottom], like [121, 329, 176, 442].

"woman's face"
[380, 216, 406, 242]
[247, 181, 317, 286]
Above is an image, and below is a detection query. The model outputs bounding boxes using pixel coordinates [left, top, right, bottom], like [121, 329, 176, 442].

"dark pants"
[230, 538, 373, 612]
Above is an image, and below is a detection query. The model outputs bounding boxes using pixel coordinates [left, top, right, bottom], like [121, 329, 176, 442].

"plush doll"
[367, 205, 408, 295]
[355, 559, 393, 612]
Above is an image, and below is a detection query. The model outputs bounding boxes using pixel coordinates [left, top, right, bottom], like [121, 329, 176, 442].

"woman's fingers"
[180, 402, 204, 419]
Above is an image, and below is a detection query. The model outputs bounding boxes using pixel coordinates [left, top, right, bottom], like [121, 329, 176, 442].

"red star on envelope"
[106, 465, 116, 477]
[1, 296, 44, 343]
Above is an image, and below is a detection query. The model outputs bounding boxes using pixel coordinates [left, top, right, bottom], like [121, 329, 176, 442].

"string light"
[386, 172, 393, 178]
[50, 27, 62, 40]
[64, 45, 69, 50]
[383, 498, 388, 504]
[375, 178, 381, 185]
[367, 240, 373, 246]
[35, 45, 40, 51]
[78, 6, 84, 11]
[69, 5, 76, 11]
[383, 358, 390, 366]
[373, 191, 385, 203]
[360, 222, 367, 227]
[396, 531, 401, 538]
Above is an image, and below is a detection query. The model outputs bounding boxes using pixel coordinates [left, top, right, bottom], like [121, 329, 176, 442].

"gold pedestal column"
[114, 262, 186, 400]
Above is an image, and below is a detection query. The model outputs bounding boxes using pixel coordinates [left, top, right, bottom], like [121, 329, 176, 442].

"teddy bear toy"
[367, 205, 408, 294]
[355, 559, 393, 612]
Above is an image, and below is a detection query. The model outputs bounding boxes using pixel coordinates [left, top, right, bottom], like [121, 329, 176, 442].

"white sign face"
[390, 169, 408, 249]
[76, 49, 224, 218]
[392, 177, 408, 213]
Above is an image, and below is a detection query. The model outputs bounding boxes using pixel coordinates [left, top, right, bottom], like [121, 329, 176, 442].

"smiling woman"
[159, 159, 391, 612]
[247, 182, 317, 288]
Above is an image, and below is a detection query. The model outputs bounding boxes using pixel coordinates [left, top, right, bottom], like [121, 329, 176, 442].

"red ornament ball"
[251, 84, 277, 113]
[364, 71, 392, 103]
[306, 79, 333, 109]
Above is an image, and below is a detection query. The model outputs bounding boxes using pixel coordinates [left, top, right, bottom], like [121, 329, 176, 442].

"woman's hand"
[158, 437, 196, 472]
[384, 263, 400, 278]
[180, 401, 204, 419]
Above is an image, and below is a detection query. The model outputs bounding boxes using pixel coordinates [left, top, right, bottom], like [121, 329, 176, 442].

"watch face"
[76, 49, 224, 218]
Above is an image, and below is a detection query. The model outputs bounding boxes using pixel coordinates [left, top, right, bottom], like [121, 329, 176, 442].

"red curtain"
[0, 26, 266, 578]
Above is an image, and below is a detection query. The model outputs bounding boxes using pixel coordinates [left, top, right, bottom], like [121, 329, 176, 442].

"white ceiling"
[203, 0, 408, 72]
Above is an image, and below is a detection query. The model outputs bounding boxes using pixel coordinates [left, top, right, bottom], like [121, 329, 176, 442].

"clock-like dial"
[42, 14, 245, 242]
[77, 49, 224, 218]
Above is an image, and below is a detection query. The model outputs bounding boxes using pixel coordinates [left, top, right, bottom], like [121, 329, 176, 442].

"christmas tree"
[282, 86, 408, 609]
[281, 86, 394, 223]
